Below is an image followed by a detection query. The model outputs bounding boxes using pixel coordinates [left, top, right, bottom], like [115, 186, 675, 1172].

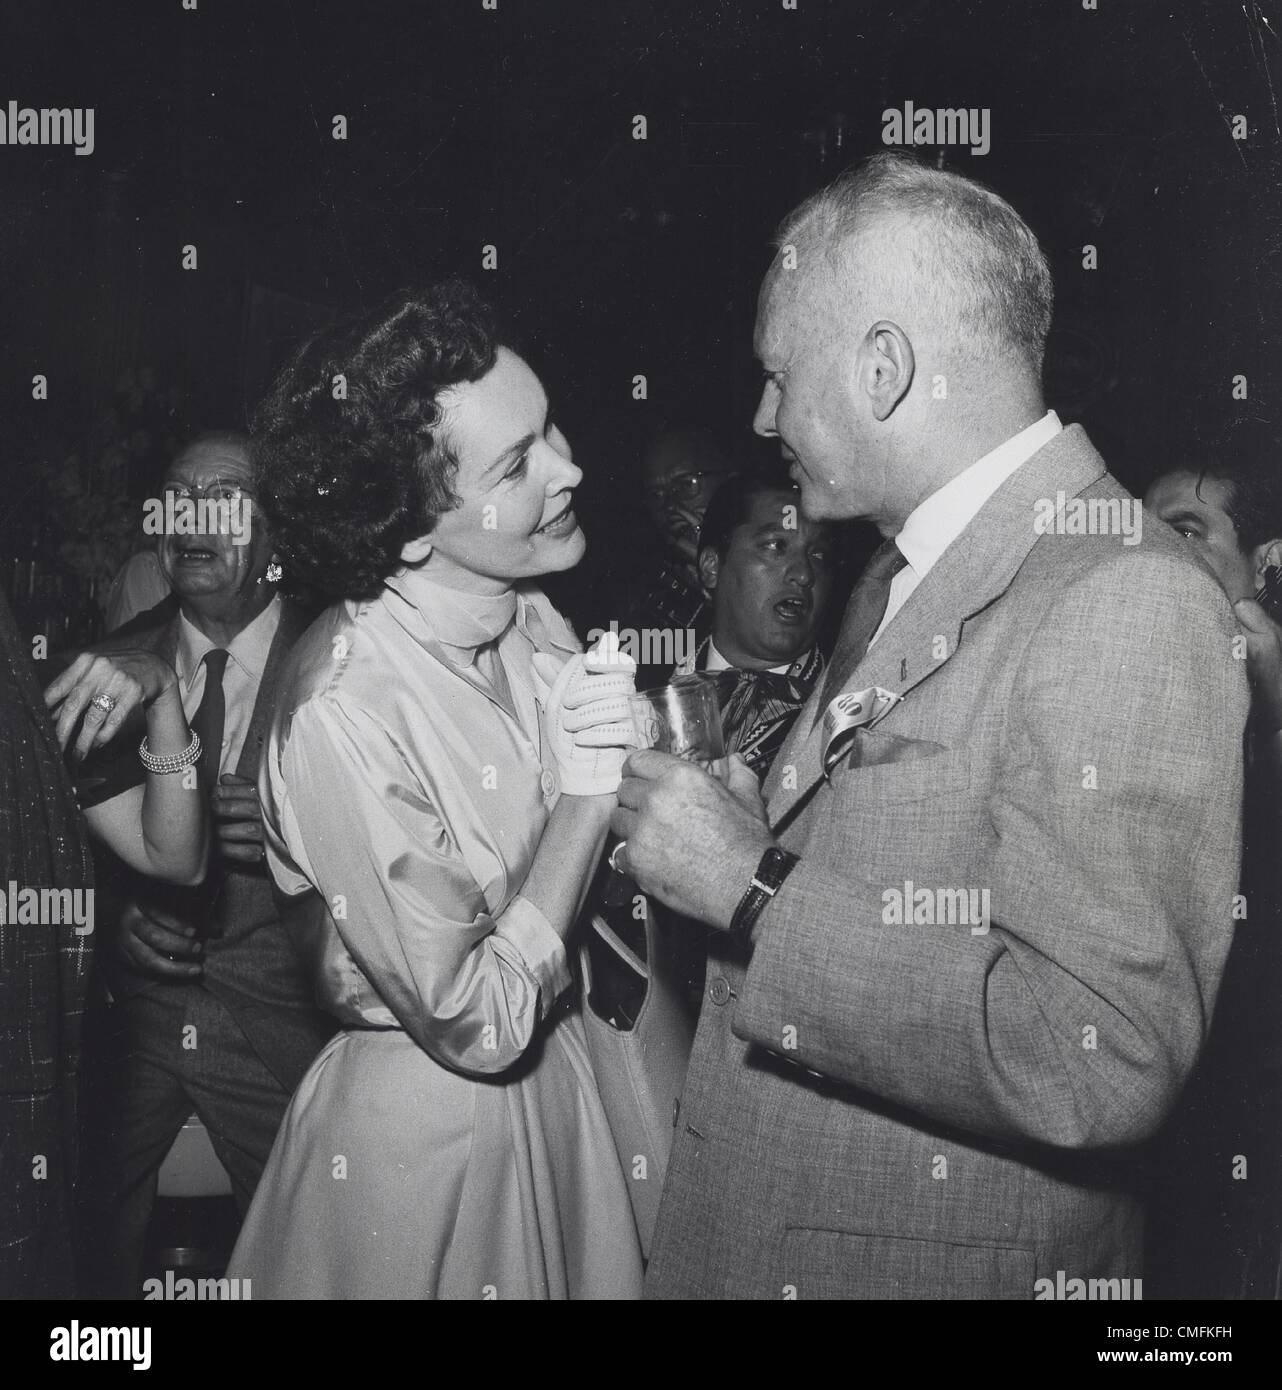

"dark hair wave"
[252, 277, 504, 599]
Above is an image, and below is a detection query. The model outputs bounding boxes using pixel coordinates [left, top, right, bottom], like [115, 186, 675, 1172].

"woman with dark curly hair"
[226, 278, 644, 1297]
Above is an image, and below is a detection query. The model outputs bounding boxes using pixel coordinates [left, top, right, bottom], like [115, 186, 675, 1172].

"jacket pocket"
[781, 1227, 1035, 1300]
[838, 743, 972, 803]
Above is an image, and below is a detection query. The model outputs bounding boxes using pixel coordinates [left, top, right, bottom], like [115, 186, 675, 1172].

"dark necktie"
[815, 539, 909, 719]
[191, 648, 230, 788]
[153, 647, 229, 938]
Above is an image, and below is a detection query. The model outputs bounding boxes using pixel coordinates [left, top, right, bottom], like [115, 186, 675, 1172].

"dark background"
[1, 0, 1278, 632]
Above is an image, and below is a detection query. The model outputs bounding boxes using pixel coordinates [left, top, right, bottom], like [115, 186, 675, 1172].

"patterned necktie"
[815, 539, 909, 718]
[190, 648, 230, 787]
[708, 646, 823, 779]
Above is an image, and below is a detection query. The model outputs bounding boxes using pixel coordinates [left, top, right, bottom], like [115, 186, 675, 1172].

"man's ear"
[697, 545, 719, 595]
[858, 319, 915, 423]
[400, 536, 433, 565]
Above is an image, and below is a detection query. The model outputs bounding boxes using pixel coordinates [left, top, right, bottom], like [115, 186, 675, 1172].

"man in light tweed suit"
[611, 153, 1249, 1299]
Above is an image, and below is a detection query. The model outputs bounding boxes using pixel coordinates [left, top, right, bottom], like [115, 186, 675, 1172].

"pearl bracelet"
[139, 730, 202, 775]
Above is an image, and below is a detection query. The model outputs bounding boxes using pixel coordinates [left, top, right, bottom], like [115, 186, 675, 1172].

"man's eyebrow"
[484, 432, 536, 478]
[1157, 508, 1206, 526]
[163, 476, 228, 490]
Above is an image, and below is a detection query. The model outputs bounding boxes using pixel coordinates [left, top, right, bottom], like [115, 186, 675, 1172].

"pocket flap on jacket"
[782, 1227, 1034, 1299]
[838, 743, 972, 802]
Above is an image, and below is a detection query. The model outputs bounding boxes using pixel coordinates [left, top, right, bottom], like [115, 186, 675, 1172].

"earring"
[265, 560, 284, 584]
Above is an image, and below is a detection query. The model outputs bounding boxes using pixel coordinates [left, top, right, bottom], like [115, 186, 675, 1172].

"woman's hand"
[44, 648, 180, 761]
[532, 631, 638, 796]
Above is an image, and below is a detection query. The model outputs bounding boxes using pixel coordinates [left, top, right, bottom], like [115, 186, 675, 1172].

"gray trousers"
[80, 983, 292, 1298]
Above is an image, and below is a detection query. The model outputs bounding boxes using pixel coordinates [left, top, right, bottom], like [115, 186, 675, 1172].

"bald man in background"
[613, 153, 1248, 1299]
[75, 432, 331, 1297]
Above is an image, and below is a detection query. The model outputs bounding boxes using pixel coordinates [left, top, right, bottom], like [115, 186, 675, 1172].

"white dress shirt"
[869, 410, 1062, 647]
[703, 637, 792, 675]
[175, 593, 282, 776]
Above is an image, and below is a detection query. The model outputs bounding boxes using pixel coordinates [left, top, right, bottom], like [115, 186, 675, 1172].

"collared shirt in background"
[176, 593, 282, 775]
[702, 638, 792, 676]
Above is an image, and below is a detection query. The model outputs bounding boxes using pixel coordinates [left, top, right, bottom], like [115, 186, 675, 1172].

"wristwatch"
[728, 846, 800, 944]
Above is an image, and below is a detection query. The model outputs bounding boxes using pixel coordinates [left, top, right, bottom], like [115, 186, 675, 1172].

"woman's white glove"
[532, 631, 638, 796]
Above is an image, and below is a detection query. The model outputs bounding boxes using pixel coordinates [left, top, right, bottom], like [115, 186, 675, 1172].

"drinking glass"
[627, 674, 725, 763]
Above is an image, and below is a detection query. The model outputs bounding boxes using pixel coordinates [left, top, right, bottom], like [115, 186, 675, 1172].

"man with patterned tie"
[580, 470, 836, 1252]
[673, 469, 834, 781]
[590, 469, 835, 1017]
[612, 153, 1249, 1298]
[72, 432, 332, 1298]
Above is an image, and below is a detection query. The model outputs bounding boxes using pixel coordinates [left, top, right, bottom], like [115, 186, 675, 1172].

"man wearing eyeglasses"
[642, 424, 740, 591]
[611, 423, 741, 689]
[73, 431, 332, 1297]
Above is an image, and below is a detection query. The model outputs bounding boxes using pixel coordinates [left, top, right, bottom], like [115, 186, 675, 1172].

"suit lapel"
[766, 425, 1107, 829]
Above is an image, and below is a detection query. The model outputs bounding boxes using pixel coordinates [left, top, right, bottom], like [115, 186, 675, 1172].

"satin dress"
[227, 570, 643, 1298]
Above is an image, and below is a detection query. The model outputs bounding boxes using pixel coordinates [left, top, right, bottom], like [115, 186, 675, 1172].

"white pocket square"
[821, 687, 902, 778]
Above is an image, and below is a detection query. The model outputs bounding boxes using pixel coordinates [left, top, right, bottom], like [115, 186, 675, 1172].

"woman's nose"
[551, 455, 583, 491]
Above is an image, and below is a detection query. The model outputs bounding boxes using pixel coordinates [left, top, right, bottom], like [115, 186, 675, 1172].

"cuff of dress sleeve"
[493, 894, 573, 1013]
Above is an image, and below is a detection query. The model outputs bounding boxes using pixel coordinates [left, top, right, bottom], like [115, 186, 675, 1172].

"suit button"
[540, 769, 558, 799]
[708, 976, 732, 1006]
[672, 1097, 680, 1128]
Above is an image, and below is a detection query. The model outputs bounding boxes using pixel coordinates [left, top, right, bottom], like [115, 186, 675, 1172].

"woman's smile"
[536, 501, 578, 537]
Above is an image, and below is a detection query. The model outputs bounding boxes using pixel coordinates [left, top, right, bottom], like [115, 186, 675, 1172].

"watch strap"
[729, 847, 799, 943]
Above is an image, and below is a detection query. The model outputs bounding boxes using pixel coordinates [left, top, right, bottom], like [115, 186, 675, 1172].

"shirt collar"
[382, 567, 517, 668]
[176, 593, 281, 688]
[705, 637, 801, 677]
[894, 410, 1062, 579]
[381, 568, 576, 670]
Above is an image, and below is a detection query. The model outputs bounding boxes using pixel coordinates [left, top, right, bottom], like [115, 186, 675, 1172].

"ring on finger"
[608, 839, 628, 873]
[90, 692, 118, 716]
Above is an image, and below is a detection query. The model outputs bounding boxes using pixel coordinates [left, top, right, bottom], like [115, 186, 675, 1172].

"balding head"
[170, 430, 252, 482]
[752, 154, 1053, 532]
[771, 152, 1053, 375]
